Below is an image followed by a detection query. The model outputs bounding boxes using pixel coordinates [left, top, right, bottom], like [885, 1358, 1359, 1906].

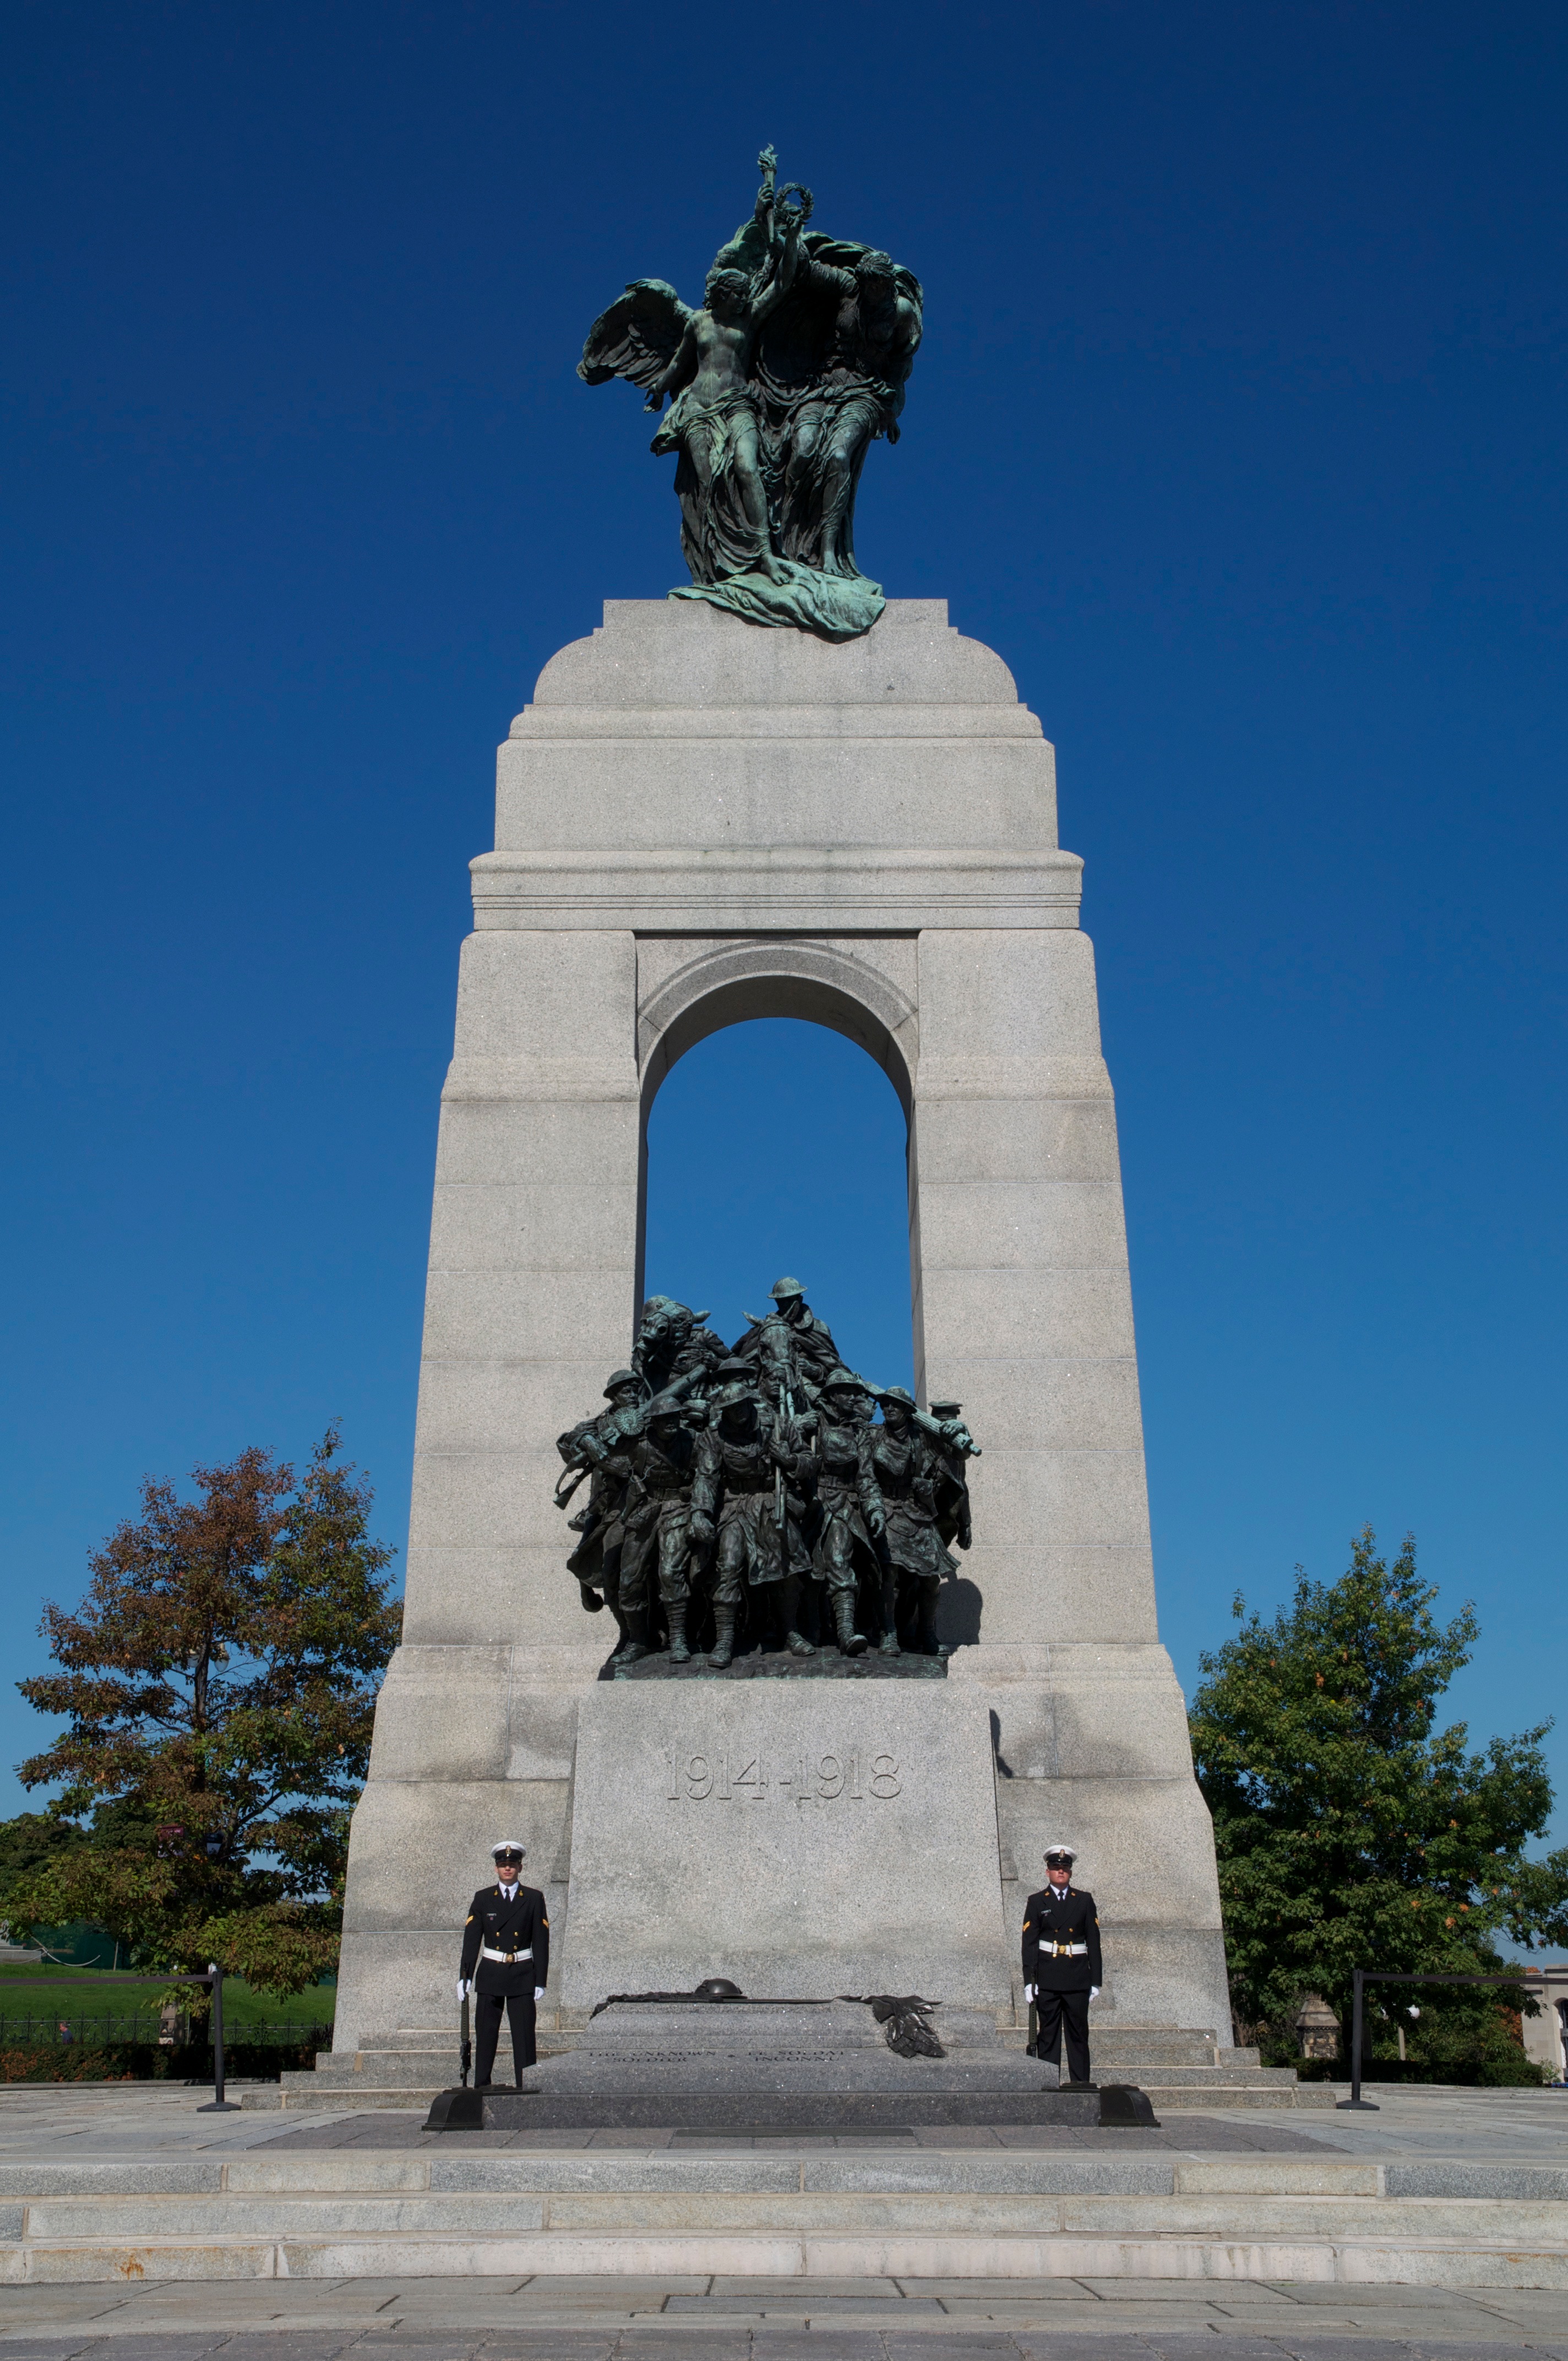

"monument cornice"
[508, 706, 1046, 742]
[469, 845, 1084, 933]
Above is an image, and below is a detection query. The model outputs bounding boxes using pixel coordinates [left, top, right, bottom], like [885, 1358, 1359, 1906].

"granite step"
[262, 2006, 1316, 2115]
[7, 2226, 1562, 2286]
[1, 2152, 1564, 2286]
[15, 2188, 1568, 2243]
[245, 2075, 1332, 2116]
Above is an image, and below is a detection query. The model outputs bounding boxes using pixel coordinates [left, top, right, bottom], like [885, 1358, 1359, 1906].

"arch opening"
[638, 1000, 921, 1398]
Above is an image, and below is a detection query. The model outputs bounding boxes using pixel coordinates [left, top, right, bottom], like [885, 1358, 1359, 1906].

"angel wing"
[578, 279, 695, 394]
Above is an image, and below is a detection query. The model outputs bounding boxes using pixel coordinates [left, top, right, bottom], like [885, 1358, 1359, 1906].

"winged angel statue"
[579, 148, 922, 641]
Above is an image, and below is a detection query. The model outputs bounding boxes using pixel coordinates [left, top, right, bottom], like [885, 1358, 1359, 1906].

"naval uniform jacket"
[1022, 1885, 1102, 1994]
[460, 1883, 550, 1997]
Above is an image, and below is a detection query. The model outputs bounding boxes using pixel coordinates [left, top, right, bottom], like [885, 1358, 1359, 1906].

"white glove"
[534, 1985, 546, 2001]
[455, 1977, 469, 2003]
[1023, 1984, 1035, 2003]
[1089, 1985, 1101, 2002]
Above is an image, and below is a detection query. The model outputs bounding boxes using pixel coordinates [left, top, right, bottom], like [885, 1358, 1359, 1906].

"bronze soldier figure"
[630, 1294, 717, 1395]
[557, 1368, 643, 1646]
[870, 1386, 956, 1657]
[808, 1367, 886, 1656]
[731, 1276, 842, 1399]
[551, 1286, 982, 1661]
[925, 1394, 978, 1555]
[693, 1377, 815, 1668]
[618, 1406, 706, 1664]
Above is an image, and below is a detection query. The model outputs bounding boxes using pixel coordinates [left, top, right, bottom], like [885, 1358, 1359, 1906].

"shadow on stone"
[935, 1577, 983, 1649]
[1098, 2082, 1161, 2126]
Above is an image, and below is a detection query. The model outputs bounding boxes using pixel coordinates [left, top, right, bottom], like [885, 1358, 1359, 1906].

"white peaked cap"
[1042, 1841, 1077, 1860]
[491, 1839, 526, 1856]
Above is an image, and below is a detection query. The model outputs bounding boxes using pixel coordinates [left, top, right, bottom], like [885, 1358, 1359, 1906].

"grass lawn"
[0, 1962, 335, 2034]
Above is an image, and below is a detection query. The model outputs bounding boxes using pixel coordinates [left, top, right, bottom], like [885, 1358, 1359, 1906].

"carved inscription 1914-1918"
[665, 1747, 902, 1804]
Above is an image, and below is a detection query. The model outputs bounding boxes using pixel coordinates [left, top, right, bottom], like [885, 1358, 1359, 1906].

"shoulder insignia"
[1022, 1919, 1031, 1932]
[465, 1914, 473, 1924]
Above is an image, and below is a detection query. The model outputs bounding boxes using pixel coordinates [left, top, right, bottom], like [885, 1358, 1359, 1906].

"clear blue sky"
[2, 3, 1564, 1839]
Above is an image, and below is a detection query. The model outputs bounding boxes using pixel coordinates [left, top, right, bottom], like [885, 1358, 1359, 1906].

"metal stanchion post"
[1336, 1968, 1379, 2110]
[198, 1962, 239, 2113]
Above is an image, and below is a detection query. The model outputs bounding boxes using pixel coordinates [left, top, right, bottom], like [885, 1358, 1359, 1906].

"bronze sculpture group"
[555, 1280, 978, 1668]
[580, 147, 922, 642]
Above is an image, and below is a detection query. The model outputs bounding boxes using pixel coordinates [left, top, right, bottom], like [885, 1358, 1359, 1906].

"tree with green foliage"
[0, 1812, 82, 1937]
[1190, 1527, 1568, 2082]
[6, 1429, 400, 1996]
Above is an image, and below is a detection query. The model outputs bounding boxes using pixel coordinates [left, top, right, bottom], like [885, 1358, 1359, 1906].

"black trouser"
[473, 1987, 536, 2086]
[1035, 1987, 1091, 2083]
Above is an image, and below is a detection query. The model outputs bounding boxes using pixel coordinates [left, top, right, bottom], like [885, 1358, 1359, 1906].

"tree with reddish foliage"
[7, 1429, 400, 1995]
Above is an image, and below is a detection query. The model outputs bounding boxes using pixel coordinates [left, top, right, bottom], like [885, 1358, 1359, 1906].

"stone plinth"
[334, 599, 1232, 2061]
[562, 1684, 1009, 2010]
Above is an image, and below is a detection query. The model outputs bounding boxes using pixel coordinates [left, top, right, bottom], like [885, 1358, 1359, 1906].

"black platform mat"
[426, 2086, 1120, 2132]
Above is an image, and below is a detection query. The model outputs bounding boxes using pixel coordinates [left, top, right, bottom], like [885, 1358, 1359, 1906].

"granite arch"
[634, 937, 923, 1372]
[330, 600, 1234, 2057]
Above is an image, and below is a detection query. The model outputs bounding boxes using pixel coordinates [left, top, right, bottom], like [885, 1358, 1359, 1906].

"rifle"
[914, 1408, 982, 1459]
[775, 1374, 796, 1534]
[554, 1371, 703, 1507]
[749, 1317, 796, 1535]
[459, 1987, 472, 2087]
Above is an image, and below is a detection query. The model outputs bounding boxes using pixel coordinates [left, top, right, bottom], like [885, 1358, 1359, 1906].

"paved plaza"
[0, 2082, 1564, 2353]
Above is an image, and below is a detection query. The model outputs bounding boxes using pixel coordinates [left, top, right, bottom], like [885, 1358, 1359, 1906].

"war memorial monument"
[329, 149, 1239, 2107]
[9, 148, 1566, 2331]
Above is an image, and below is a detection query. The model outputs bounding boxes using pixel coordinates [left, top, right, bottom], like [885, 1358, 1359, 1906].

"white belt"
[1040, 1941, 1088, 1957]
[480, 1944, 532, 1964]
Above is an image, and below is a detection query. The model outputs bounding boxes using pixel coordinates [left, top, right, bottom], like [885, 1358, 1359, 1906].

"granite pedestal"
[332, 598, 1235, 2081]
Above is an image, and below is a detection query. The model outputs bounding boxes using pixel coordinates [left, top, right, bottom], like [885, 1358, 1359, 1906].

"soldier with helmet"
[692, 1373, 815, 1666]
[809, 1366, 887, 1656]
[870, 1385, 955, 1656]
[553, 1283, 983, 1672]
[557, 1367, 644, 1646]
[925, 1394, 979, 1556]
[732, 1275, 843, 1398]
[617, 1403, 705, 1664]
[1021, 1843, 1102, 2087]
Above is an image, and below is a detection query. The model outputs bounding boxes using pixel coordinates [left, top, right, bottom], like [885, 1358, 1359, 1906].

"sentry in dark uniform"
[1021, 1842, 1102, 2087]
[458, 1840, 549, 2089]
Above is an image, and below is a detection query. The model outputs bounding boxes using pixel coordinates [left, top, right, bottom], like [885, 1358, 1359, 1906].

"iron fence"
[1338, 1967, 1568, 2109]
[0, 2016, 331, 2047]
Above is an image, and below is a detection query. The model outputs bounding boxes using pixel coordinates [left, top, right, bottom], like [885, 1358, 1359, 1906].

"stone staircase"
[1028, 2026, 1333, 2112]
[1, 2146, 1564, 2286]
[243, 2015, 1330, 2113]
